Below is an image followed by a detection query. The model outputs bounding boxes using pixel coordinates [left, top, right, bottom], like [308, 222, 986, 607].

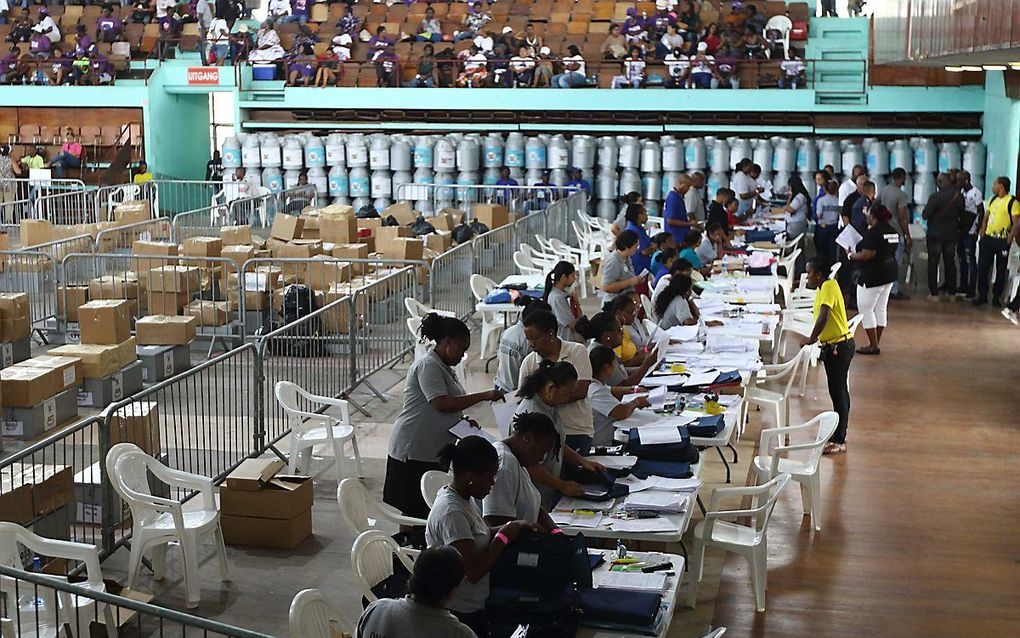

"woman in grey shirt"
[587, 345, 651, 446]
[577, 312, 659, 387]
[385, 314, 505, 519]
[654, 273, 700, 330]
[494, 300, 551, 392]
[543, 260, 583, 342]
[482, 411, 560, 531]
[785, 175, 812, 241]
[599, 230, 645, 302]
[426, 437, 534, 637]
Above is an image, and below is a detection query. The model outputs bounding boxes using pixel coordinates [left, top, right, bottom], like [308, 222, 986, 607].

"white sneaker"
[1001, 308, 1020, 326]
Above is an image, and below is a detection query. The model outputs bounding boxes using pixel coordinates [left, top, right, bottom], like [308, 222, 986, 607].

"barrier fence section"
[100, 344, 260, 554]
[33, 188, 98, 226]
[471, 220, 517, 286]
[0, 564, 278, 638]
[0, 249, 60, 332]
[1, 178, 85, 239]
[170, 186, 318, 244]
[429, 240, 475, 320]
[94, 218, 174, 254]
[394, 183, 560, 217]
[148, 178, 227, 217]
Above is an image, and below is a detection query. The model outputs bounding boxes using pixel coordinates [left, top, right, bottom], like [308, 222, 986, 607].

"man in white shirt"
[780, 56, 806, 89]
[957, 170, 984, 299]
[552, 45, 586, 88]
[267, 0, 292, 21]
[224, 167, 259, 203]
[731, 158, 760, 218]
[32, 8, 60, 44]
[473, 30, 494, 53]
[838, 164, 866, 206]
[207, 16, 231, 63]
[685, 171, 706, 221]
[664, 48, 689, 88]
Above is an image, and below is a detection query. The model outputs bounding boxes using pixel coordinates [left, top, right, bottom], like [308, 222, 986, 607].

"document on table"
[608, 518, 680, 534]
[684, 370, 720, 386]
[595, 571, 669, 594]
[665, 325, 700, 342]
[491, 398, 520, 438]
[637, 425, 682, 445]
[554, 497, 616, 512]
[640, 374, 687, 387]
[617, 409, 665, 430]
[449, 419, 496, 443]
[836, 224, 863, 253]
[623, 491, 689, 513]
[626, 476, 702, 492]
[583, 455, 638, 470]
[551, 511, 605, 529]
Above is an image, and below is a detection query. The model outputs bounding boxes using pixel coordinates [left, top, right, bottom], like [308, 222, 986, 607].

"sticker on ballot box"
[43, 398, 56, 429]
[63, 368, 75, 387]
[163, 351, 175, 377]
[111, 373, 124, 401]
[78, 391, 93, 407]
[3, 421, 24, 436]
[1, 342, 12, 367]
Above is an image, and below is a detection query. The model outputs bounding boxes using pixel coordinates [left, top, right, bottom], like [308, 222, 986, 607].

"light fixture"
[945, 66, 965, 72]
[961, 66, 984, 72]
[982, 65, 1008, 71]
[1010, 62, 1020, 69]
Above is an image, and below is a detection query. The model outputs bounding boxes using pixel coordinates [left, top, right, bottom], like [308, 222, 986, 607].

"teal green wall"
[145, 89, 210, 179]
[982, 72, 1020, 185]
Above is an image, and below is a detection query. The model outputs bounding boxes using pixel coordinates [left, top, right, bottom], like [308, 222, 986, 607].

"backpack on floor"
[268, 285, 323, 357]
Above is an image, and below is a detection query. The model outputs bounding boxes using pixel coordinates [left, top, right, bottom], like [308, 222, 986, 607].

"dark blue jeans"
[565, 434, 592, 455]
[956, 233, 977, 296]
[814, 223, 839, 264]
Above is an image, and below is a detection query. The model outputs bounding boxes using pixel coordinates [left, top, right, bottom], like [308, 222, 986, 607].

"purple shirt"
[622, 17, 646, 38]
[75, 35, 93, 56]
[292, 0, 309, 18]
[97, 16, 123, 32]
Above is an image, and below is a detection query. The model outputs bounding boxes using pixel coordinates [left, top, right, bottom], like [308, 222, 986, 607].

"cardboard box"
[183, 236, 223, 259]
[20, 219, 52, 247]
[0, 472, 34, 524]
[357, 217, 383, 236]
[0, 292, 31, 342]
[319, 214, 358, 244]
[1, 365, 68, 407]
[57, 285, 90, 323]
[88, 274, 140, 300]
[357, 234, 376, 254]
[472, 203, 510, 229]
[146, 291, 191, 315]
[19, 464, 74, 516]
[1, 388, 78, 440]
[379, 237, 425, 261]
[331, 243, 370, 275]
[271, 238, 323, 259]
[227, 290, 271, 311]
[16, 355, 82, 390]
[185, 300, 230, 326]
[318, 203, 355, 217]
[425, 231, 453, 253]
[220, 225, 253, 246]
[78, 360, 144, 408]
[221, 244, 256, 269]
[383, 201, 417, 226]
[49, 338, 137, 379]
[146, 266, 200, 294]
[135, 315, 197, 346]
[137, 344, 191, 384]
[428, 212, 459, 232]
[220, 459, 313, 550]
[302, 256, 352, 290]
[74, 462, 125, 525]
[132, 240, 178, 272]
[113, 200, 151, 225]
[78, 299, 132, 345]
[109, 401, 161, 455]
[270, 214, 304, 241]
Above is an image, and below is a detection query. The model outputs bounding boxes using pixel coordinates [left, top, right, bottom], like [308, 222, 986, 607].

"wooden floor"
[710, 297, 1020, 636]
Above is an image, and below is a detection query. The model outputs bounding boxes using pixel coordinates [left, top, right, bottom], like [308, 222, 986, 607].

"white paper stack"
[551, 511, 605, 529]
[636, 425, 682, 445]
[449, 420, 497, 443]
[583, 455, 637, 470]
[608, 518, 680, 533]
[594, 571, 669, 594]
[622, 490, 689, 514]
[665, 325, 700, 341]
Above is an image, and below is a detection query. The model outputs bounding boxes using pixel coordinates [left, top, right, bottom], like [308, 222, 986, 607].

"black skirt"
[382, 455, 444, 520]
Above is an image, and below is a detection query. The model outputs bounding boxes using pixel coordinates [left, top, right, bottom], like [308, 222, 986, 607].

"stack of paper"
[449, 420, 497, 443]
[595, 571, 669, 594]
[553, 497, 615, 512]
[583, 455, 637, 470]
[608, 518, 680, 533]
[622, 491, 689, 514]
[551, 511, 605, 529]
[684, 370, 720, 386]
[616, 409, 666, 430]
[665, 325, 700, 341]
[619, 476, 703, 493]
[640, 374, 687, 388]
[636, 425, 682, 445]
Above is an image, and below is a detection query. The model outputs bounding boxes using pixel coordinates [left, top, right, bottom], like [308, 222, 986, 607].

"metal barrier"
[472, 221, 517, 285]
[171, 186, 317, 243]
[94, 218, 173, 253]
[1, 178, 85, 233]
[0, 564, 277, 638]
[394, 182, 562, 217]
[428, 241, 475, 320]
[0, 249, 59, 331]
[32, 188, 98, 225]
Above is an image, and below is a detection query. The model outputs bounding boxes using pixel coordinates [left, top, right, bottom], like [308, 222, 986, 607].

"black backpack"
[268, 285, 323, 357]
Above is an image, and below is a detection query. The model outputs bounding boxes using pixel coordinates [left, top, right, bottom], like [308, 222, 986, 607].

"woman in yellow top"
[803, 256, 854, 455]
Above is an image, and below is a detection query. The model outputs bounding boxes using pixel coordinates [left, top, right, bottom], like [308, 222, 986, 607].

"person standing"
[803, 257, 854, 455]
[956, 171, 983, 300]
[814, 180, 841, 264]
[684, 171, 706, 222]
[850, 204, 898, 354]
[784, 175, 811, 240]
[974, 176, 1018, 307]
[730, 159, 760, 219]
[838, 165, 866, 207]
[663, 174, 698, 244]
[877, 168, 912, 300]
[921, 173, 963, 301]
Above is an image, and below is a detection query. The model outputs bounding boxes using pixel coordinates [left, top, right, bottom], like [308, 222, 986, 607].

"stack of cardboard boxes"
[0, 354, 81, 440]
[219, 458, 313, 549]
[0, 464, 75, 560]
[0, 292, 32, 370]
[50, 299, 141, 408]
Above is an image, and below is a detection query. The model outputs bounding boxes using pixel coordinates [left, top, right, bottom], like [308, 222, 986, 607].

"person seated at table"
[543, 260, 583, 343]
[605, 293, 650, 355]
[599, 230, 645, 302]
[482, 412, 561, 531]
[652, 246, 678, 288]
[697, 221, 727, 267]
[355, 546, 477, 638]
[495, 299, 551, 394]
[649, 231, 677, 279]
[588, 345, 651, 446]
[655, 273, 701, 329]
[652, 257, 696, 305]
[678, 229, 713, 277]
[576, 311, 658, 387]
[624, 203, 655, 277]
[516, 361, 606, 507]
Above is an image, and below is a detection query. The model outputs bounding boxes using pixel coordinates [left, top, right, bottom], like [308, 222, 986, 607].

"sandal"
[822, 442, 846, 455]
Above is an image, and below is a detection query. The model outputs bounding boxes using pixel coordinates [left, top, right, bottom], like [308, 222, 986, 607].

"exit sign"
[187, 67, 220, 85]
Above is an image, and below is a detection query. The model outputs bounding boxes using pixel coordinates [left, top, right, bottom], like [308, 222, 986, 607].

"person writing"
[482, 412, 561, 531]
[802, 257, 854, 455]
[654, 273, 702, 329]
[588, 345, 651, 446]
[385, 314, 505, 519]
[426, 436, 536, 637]
[355, 546, 478, 638]
[599, 230, 645, 302]
[607, 292, 650, 353]
[849, 204, 899, 355]
[576, 311, 658, 386]
[543, 261, 583, 342]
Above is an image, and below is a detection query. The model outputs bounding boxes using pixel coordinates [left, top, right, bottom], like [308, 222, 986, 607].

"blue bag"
[630, 459, 694, 479]
[745, 228, 777, 243]
[687, 414, 726, 438]
[578, 588, 662, 635]
[627, 427, 699, 463]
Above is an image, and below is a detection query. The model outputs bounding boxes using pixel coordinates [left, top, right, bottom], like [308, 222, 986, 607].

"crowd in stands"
[0, 0, 809, 88]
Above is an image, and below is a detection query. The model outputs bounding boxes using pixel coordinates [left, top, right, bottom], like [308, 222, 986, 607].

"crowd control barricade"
[32, 188, 98, 226]
[0, 249, 60, 333]
[472, 221, 517, 286]
[170, 186, 314, 244]
[0, 416, 108, 553]
[148, 178, 227, 217]
[94, 218, 173, 254]
[427, 240, 475, 320]
[99, 344, 260, 554]
[0, 564, 278, 638]
[394, 183, 561, 218]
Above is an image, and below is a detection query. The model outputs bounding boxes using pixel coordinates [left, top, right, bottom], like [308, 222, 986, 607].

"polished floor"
[710, 296, 1020, 637]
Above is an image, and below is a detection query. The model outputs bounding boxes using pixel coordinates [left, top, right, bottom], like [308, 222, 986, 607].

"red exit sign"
[187, 67, 220, 85]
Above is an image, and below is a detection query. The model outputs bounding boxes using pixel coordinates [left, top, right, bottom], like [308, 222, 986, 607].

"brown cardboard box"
[135, 315, 197, 346]
[357, 217, 383, 236]
[78, 300, 132, 345]
[0, 473, 34, 524]
[20, 219, 52, 247]
[146, 291, 190, 315]
[302, 256, 352, 290]
[88, 274, 140, 300]
[131, 240, 178, 273]
[227, 290, 270, 311]
[78, 581, 155, 635]
[220, 459, 313, 549]
[319, 214, 358, 243]
[272, 239, 323, 259]
[383, 201, 417, 226]
[379, 237, 425, 261]
[270, 214, 304, 241]
[146, 266, 200, 294]
[19, 464, 73, 517]
[17, 355, 82, 391]
[109, 401, 161, 456]
[57, 286, 90, 323]
[318, 203, 355, 218]
[0, 292, 31, 342]
[221, 244, 256, 269]
[185, 300, 230, 326]
[113, 200, 151, 225]
[1, 366, 65, 407]
[48, 339, 136, 378]
[183, 237, 223, 258]
[253, 266, 283, 289]
[428, 211, 460, 232]
[472, 203, 510, 229]
[425, 231, 453, 253]
[331, 243, 369, 275]
[220, 225, 253, 246]
[357, 234, 376, 254]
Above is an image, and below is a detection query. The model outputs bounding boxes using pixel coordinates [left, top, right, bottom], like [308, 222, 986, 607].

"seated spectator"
[267, 0, 292, 22]
[473, 30, 495, 54]
[28, 30, 50, 59]
[207, 14, 231, 64]
[375, 49, 399, 87]
[49, 129, 82, 177]
[532, 46, 553, 87]
[130, 0, 155, 24]
[157, 12, 182, 61]
[689, 42, 717, 88]
[456, 44, 486, 87]
[611, 46, 645, 89]
[622, 8, 647, 45]
[456, 2, 491, 42]
[247, 19, 285, 64]
[285, 24, 318, 87]
[406, 42, 436, 87]
[435, 46, 457, 87]
[721, 22, 744, 51]
[287, 0, 311, 25]
[489, 44, 511, 87]
[742, 26, 768, 59]
[156, 0, 177, 20]
[649, 2, 677, 41]
[416, 5, 442, 43]
[0, 2, 8, 28]
[715, 50, 740, 88]
[723, 1, 746, 31]
[330, 33, 352, 61]
[602, 23, 627, 60]
[664, 47, 689, 87]
[47, 46, 71, 85]
[231, 23, 252, 61]
[95, 7, 123, 44]
[313, 55, 340, 87]
[6, 16, 32, 44]
[335, 3, 360, 38]
[764, 27, 786, 59]
[510, 44, 535, 87]
[494, 26, 515, 53]
[702, 22, 721, 53]
[659, 23, 686, 58]
[677, 0, 701, 36]
[32, 7, 60, 44]
[20, 146, 46, 172]
[367, 26, 392, 61]
[133, 161, 154, 184]
[552, 45, 585, 88]
[745, 3, 767, 33]
[780, 54, 806, 88]
[518, 22, 542, 53]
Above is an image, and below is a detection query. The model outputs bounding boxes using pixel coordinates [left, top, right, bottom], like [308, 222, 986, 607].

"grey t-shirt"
[482, 441, 542, 523]
[388, 350, 466, 463]
[685, 186, 706, 222]
[586, 341, 627, 387]
[627, 319, 650, 350]
[519, 341, 593, 437]
[695, 234, 717, 266]
[878, 183, 909, 234]
[356, 597, 477, 638]
[816, 194, 841, 225]
[425, 487, 491, 614]
[658, 295, 694, 329]
[515, 395, 562, 509]
[496, 321, 529, 392]
[547, 287, 581, 342]
[598, 250, 635, 302]
[588, 380, 621, 446]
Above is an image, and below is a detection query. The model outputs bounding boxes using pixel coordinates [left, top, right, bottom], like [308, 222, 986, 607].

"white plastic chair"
[740, 347, 808, 431]
[549, 237, 591, 298]
[337, 479, 426, 549]
[106, 443, 230, 609]
[289, 589, 352, 638]
[639, 293, 655, 320]
[775, 248, 802, 305]
[470, 274, 504, 360]
[0, 523, 118, 638]
[420, 470, 451, 510]
[351, 530, 416, 604]
[513, 250, 547, 277]
[276, 381, 363, 482]
[764, 15, 793, 60]
[753, 412, 838, 532]
[686, 473, 792, 612]
[404, 297, 455, 320]
[772, 309, 814, 363]
[700, 630, 727, 638]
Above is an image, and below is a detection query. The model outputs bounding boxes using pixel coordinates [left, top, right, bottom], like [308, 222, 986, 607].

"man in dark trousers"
[921, 173, 964, 302]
